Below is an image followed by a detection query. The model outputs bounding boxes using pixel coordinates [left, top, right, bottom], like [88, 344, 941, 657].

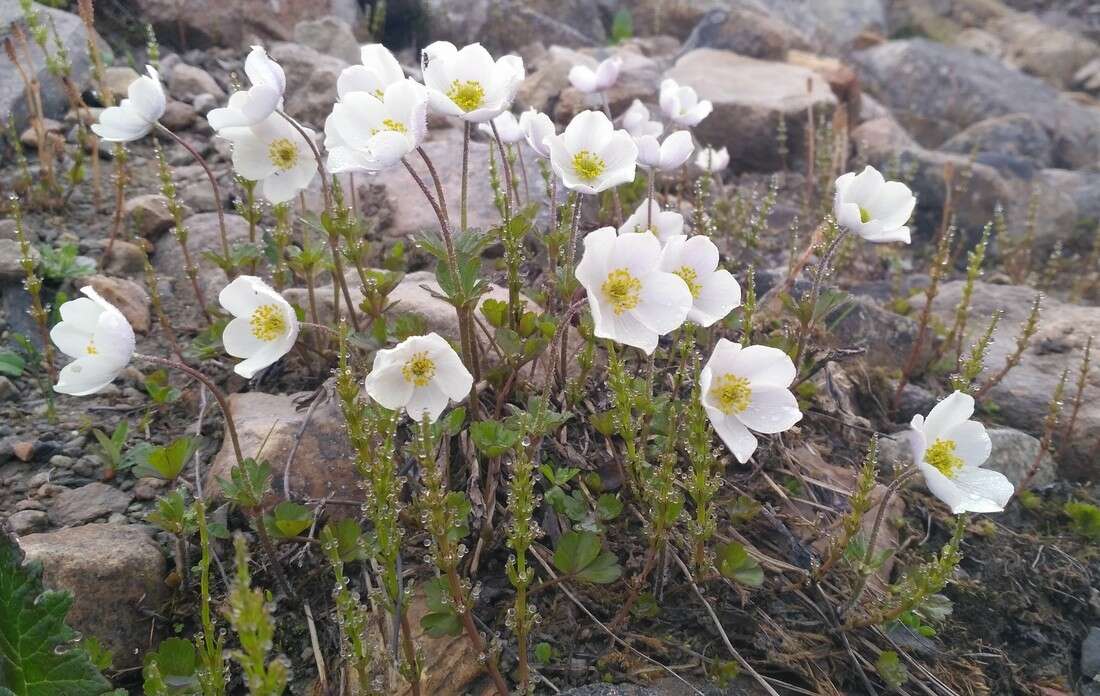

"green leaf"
[533, 642, 553, 664]
[0, 351, 25, 378]
[142, 637, 198, 694]
[480, 299, 508, 328]
[420, 577, 462, 637]
[875, 651, 909, 689]
[553, 531, 621, 584]
[610, 8, 633, 44]
[0, 532, 112, 696]
[469, 420, 520, 458]
[269, 502, 312, 539]
[596, 495, 622, 521]
[134, 437, 198, 481]
[436, 407, 466, 438]
[717, 543, 764, 588]
[319, 519, 366, 563]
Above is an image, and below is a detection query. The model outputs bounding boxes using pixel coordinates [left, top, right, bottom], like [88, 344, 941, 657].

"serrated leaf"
[553, 531, 621, 584]
[270, 502, 312, 538]
[0, 533, 112, 696]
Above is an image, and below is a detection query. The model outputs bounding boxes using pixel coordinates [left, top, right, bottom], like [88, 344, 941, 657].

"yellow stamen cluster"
[924, 438, 964, 478]
[250, 304, 287, 342]
[371, 118, 408, 135]
[675, 266, 701, 298]
[572, 149, 606, 182]
[601, 268, 642, 315]
[858, 206, 872, 223]
[267, 138, 299, 171]
[402, 352, 437, 387]
[85, 341, 98, 356]
[710, 373, 752, 415]
[446, 79, 485, 112]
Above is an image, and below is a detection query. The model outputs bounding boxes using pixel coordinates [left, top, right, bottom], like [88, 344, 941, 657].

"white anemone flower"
[219, 276, 300, 379]
[546, 110, 637, 195]
[421, 41, 525, 123]
[363, 333, 473, 423]
[91, 65, 165, 143]
[695, 146, 729, 173]
[659, 78, 713, 127]
[620, 99, 662, 138]
[909, 391, 1013, 514]
[658, 235, 741, 327]
[575, 227, 692, 354]
[833, 165, 916, 244]
[207, 46, 285, 131]
[325, 78, 429, 174]
[568, 56, 622, 94]
[478, 111, 524, 144]
[635, 130, 693, 171]
[50, 287, 136, 396]
[337, 44, 405, 99]
[700, 339, 802, 463]
[617, 198, 684, 244]
[519, 108, 556, 159]
[221, 113, 317, 203]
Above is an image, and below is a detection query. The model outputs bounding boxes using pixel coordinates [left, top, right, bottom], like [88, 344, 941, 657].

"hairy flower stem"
[10, 196, 55, 384]
[156, 124, 232, 271]
[558, 195, 584, 387]
[154, 141, 212, 323]
[278, 110, 359, 333]
[792, 224, 848, 369]
[840, 465, 917, 618]
[1064, 335, 1092, 442]
[101, 143, 129, 271]
[417, 147, 450, 226]
[461, 122, 471, 231]
[489, 121, 515, 221]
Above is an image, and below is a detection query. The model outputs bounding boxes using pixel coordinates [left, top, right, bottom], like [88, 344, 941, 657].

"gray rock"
[940, 114, 1053, 169]
[7, 509, 48, 535]
[0, 239, 37, 282]
[930, 281, 1100, 480]
[48, 482, 134, 526]
[135, 0, 358, 49]
[664, 49, 837, 172]
[679, 6, 813, 60]
[1083, 626, 1100, 678]
[103, 66, 140, 100]
[85, 275, 151, 333]
[293, 15, 361, 64]
[989, 13, 1099, 89]
[125, 193, 182, 238]
[828, 295, 935, 372]
[852, 38, 1100, 169]
[166, 63, 225, 101]
[0, 376, 16, 402]
[0, 2, 109, 131]
[102, 239, 147, 275]
[160, 99, 197, 131]
[268, 42, 348, 129]
[424, 0, 606, 53]
[18, 524, 166, 669]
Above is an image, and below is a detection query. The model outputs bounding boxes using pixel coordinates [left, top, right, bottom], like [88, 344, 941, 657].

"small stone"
[191, 92, 218, 115]
[14, 499, 46, 511]
[167, 64, 225, 102]
[159, 100, 197, 131]
[293, 15, 360, 63]
[0, 376, 16, 401]
[133, 477, 167, 501]
[8, 509, 48, 535]
[85, 275, 151, 333]
[0, 239, 38, 282]
[48, 482, 134, 526]
[102, 240, 147, 275]
[12, 441, 34, 462]
[103, 66, 140, 100]
[125, 194, 181, 238]
[1082, 627, 1100, 679]
[48, 454, 75, 469]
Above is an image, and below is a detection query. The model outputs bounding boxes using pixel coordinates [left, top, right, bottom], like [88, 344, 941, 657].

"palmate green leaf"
[0, 532, 112, 696]
[717, 542, 764, 588]
[268, 502, 312, 539]
[552, 531, 621, 584]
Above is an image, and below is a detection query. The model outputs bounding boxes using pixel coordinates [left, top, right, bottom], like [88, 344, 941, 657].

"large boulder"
[268, 42, 349, 129]
[48, 482, 133, 527]
[851, 39, 1100, 169]
[664, 49, 837, 172]
[293, 15, 361, 65]
[134, 0, 359, 49]
[19, 524, 167, 669]
[988, 13, 1099, 89]
[423, 0, 606, 53]
[930, 281, 1100, 480]
[204, 392, 360, 508]
[0, 2, 108, 131]
[939, 114, 1054, 169]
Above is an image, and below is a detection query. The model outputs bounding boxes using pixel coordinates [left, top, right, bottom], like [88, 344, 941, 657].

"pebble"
[8, 509, 48, 535]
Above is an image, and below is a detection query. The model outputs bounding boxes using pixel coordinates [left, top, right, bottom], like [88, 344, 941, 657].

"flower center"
[267, 138, 299, 172]
[401, 352, 436, 387]
[446, 79, 485, 112]
[601, 268, 642, 315]
[675, 266, 701, 299]
[572, 150, 606, 182]
[85, 340, 98, 356]
[858, 206, 872, 224]
[924, 438, 963, 478]
[371, 118, 408, 135]
[249, 304, 287, 342]
[710, 374, 752, 415]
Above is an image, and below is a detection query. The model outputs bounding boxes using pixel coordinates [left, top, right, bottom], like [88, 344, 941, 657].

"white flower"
[219, 276, 299, 379]
[635, 130, 693, 171]
[363, 333, 473, 423]
[909, 391, 1013, 514]
[620, 99, 662, 138]
[618, 198, 684, 244]
[325, 78, 428, 174]
[833, 165, 916, 244]
[477, 110, 523, 144]
[546, 110, 637, 195]
[695, 146, 729, 173]
[659, 78, 712, 127]
[519, 108, 556, 159]
[221, 113, 317, 203]
[90, 65, 165, 143]
[700, 339, 802, 463]
[336, 44, 405, 99]
[658, 235, 741, 327]
[568, 56, 622, 93]
[421, 41, 525, 123]
[575, 227, 692, 354]
[50, 287, 135, 395]
[207, 46, 285, 131]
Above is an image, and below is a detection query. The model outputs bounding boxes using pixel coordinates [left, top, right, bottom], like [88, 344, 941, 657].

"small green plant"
[1064, 501, 1100, 541]
[36, 241, 94, 281]
[875, 650, 909, 689]
[551, 531, 622, 584]
[223, 536, 289, 695]
[133, 436, 199, 481]
[91, 420, 128, 475]
[716, 542, 764, 588]
[609, 9, 633, 44]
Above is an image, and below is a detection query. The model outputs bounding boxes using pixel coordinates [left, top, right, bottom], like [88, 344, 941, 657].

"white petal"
[843, 165, 885, 207]
[922, 391, 975, 443]
[128, 69, 166, 122]
[950, 466, 1014, 511]
[598, 310, 658, 355]
[738, 384, 802, 434]
[58, 296, 103, 334]
[867, 180, 916, 229]
[50, 321, 91, 359]
[708, 409, 758, 464]
[219, 275, 268, 317]
[568, 65, 598, 93]
[941, 420, 992, 469]
[364, 363, 414, 411]
[405, 382, 451, 423]
[732, 345, 796, 388]
[92, 105, 151, 142]
[54, 356, 121, 396]
[221, 316, 265, 359]
[658, 130, 694, 171]
[692, 269, 741, 327]
[575, 227, 616, 292]
[633, 272, 692, 336]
